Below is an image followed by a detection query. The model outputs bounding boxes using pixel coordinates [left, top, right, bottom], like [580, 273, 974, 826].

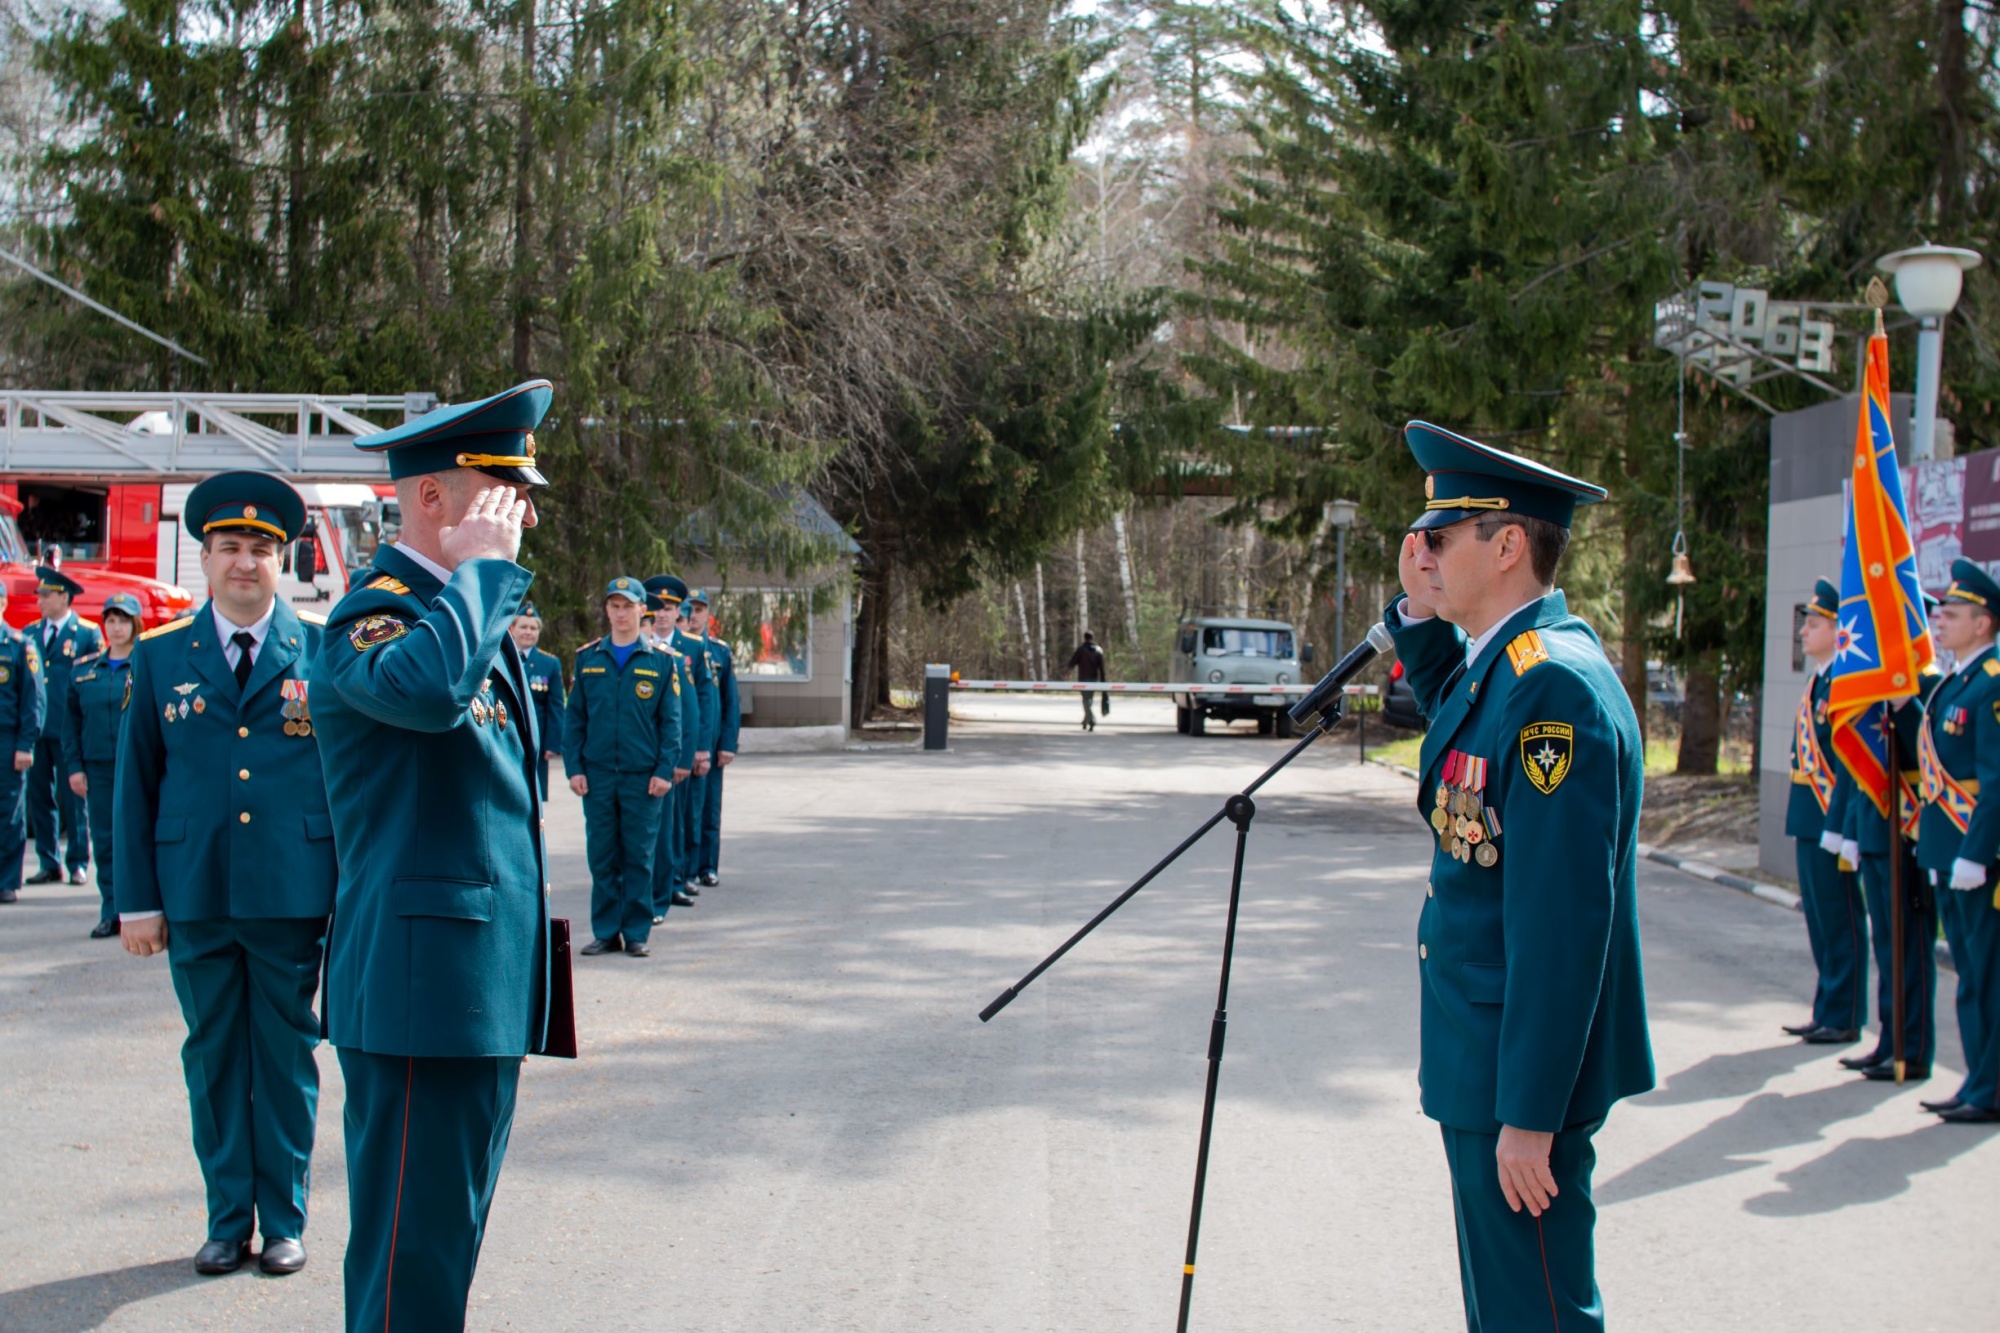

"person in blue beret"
[113, 470, 333, 1278]
[0, 580, 46, 906]
[1382, 421, 1652, 1332]
[642, 579, 697, 920]
[25, 563, 100, 886]
[1913, 558, 2000, 1122]
[685, 588, 741, 888]
[509, 601, 566, 800]
[63, 590, 144, 938]
[310, 380, 559, 1330]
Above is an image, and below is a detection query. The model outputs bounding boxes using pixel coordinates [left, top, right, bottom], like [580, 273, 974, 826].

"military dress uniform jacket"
[1386, 592, 1655, 1134]
[656, 638, 699, 771]
[0, 628, 45, 757]
[28, 613, 103, 713]
[313, 547, 551, 1059]
[62, 650, 134, 772]
[706, 635, 741, 752]
[112, 604, 336, 920]
[1828, 678, 1936, 857]
[522, 644, 566, 756]
[1916, 646, 2000, 874]
[673, 628, 718, 752]
[1786, 669, 1840, 840]
[561, 637, 682, 780]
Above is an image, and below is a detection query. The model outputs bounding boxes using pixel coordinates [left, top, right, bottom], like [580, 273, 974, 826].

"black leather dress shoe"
[1781, 1020, 1819, 1036]
[66, 868, 87, 885]
[88, 920, 119, 939]
[1920, 1096, 1964, 1114]
[1803, 1027, 1861, 1044]
[652, 914, 666, 925]
[698, 872, 719, 887]
[625, 941, 651, 957]
[670, 891, 695, 907]
[1862, 1062, 1929, 1081]
[258, 1238, 307, 1275]
[580, 938, 619, 956]
[194, 1239, 251, 1275]
[683, 885, 700, 897]
[1936, 1102, 2000, 1124]
[25, 867, 61, 885]
[0, 888, 16, 903]
[1840, 1049, 1889, 1070]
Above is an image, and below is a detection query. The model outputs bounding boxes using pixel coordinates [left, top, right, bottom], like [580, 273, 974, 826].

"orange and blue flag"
[1828, 329, 1934, 813]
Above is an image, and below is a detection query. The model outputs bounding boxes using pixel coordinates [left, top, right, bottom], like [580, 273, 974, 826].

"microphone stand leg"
[1176, 792, 1256, 1333]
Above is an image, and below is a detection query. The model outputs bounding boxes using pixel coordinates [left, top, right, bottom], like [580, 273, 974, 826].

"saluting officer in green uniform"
[642, 580, 697, 919]
[0, 582, 45, 905]
[1383, 422, 1653, 1333]
[1915, 558, 2000, 1122]
[313, 380, 558, 1330]
[26, 565, 101, 886]
[1782, 579, 1869, 1044]
[564, 576, 682, 956]
[688, 588, 740, 887]
[114, 473, 333, 1278]
[510, 601, 565, 800]
[63, 591, 143, 939]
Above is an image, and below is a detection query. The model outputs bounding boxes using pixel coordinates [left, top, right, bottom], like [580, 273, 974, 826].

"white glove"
[1841, 840, 1860, 868]
[1819, 830, 1845, 856]
[1950, 858, 1988, 891]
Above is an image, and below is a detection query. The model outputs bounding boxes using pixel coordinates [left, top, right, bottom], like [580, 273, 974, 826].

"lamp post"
[1876, 245, 1983, 460]
[1327, 499, 1359, 660]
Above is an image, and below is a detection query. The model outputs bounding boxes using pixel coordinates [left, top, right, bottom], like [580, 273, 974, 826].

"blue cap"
[355, 381, 551, 486]
[1809, 579, 1839, 618]
[685, 587, 710, 607]
[35, 565, 83, 598]
[516, 601, 542, 620]
[183, 470, 308, 544]
[101, 592, 144, 621]
[605, 576, 647, 605]
[644, 574, 688, 610]
[1404, 422, 1607, 532]
[1945, 558, 2000, 615]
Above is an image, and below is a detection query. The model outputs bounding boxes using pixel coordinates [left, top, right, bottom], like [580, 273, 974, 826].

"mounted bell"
[1666, 551, 1697, 585]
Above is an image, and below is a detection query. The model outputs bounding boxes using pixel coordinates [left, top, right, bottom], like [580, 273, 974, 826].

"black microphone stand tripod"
[980, 694, 1352, 1333]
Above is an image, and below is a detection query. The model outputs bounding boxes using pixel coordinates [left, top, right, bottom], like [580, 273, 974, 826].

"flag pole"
[1888, 709, 1907, 1084]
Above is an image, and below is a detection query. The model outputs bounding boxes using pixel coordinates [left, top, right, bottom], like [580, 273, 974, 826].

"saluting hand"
[440, 486, 528, 567]
[1399, 532, 1441, 621]
[122, 916, 169, 957]
[1495, 1125, 1558, 1217]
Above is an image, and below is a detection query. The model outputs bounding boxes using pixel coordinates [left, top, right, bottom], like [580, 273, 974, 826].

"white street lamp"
[1876, 245, 1983, 460]
[1327, 500, 1358, 660]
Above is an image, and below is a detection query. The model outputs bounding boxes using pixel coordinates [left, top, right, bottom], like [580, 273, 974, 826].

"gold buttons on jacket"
[1419, 943, 1428, 959]
[238, 726, 250, 738]
[239, 812, 251, 824]
[239, 769, 250, 780]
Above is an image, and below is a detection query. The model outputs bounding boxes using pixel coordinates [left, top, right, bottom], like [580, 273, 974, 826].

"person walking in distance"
[1065, 631, 1109, 731]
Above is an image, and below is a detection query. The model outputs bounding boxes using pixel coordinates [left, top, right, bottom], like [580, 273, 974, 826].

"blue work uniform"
[1787, 665, 1869, 1033]
[113, 603, 335, 1249]
[563, 635, 682, 946]
[696, 632, 741, 880]
[521, 643, 566, 800]
[314, 546, 552, 1331]
[1916, 645, 2000, 1112]
[0, 627, 45, 897]
[62, 649, 135, 927]
[673, 627, 717, 893]
[1387, 591, 1654, 1333]
[28, 611, 101, 875]
[651, 637, 698, 916]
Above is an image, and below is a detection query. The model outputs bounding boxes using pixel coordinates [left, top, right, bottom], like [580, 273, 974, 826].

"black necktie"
[232, 631, 256, 690]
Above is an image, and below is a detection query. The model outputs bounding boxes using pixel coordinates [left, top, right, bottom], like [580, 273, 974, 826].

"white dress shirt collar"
[1956, 642, 1997, 676]
[389, 542, 453, 586]
[1465, 596, 1549, 670]
[212, 600, 276, 665]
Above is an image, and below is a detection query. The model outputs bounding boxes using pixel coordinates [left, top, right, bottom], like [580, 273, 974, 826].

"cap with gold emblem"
[353, 380, 550, 487]
[605, 576, 647, 605]
[1808, 578, 1839, 619]
[34, 564, 84, 598]
[182, 470, 308, 544]
[1405, 422, 1608, 533]
[1943, 557, 2000, 615]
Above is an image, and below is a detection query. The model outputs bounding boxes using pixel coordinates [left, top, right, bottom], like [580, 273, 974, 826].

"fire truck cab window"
[17, 484, 107, 562]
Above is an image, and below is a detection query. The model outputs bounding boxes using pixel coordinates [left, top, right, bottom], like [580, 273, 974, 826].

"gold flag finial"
[1866, 275, 1890, 336]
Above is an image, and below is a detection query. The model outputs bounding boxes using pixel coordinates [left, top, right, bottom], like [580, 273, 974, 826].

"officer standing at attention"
[563, 576, 681, 956]
[26, 566, 100, 886]
[1782, 579, 1869, 1045]
[1915, 558, 2000, 1123]
[642, 580, 697, 920]
[1383, 422, 1653, 1332]
[687, 588, 740, 888]
[313, 380, 557, 1330]
[510, 602, 565, 800]
[63, 591, 143, 939]
[0, 582, 44, 906]
[673, 592, 716, 900]
[113, 472, 334, 1278]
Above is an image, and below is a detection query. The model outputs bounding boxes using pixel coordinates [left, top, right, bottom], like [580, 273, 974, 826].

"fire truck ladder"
[0, 391, 437, 481]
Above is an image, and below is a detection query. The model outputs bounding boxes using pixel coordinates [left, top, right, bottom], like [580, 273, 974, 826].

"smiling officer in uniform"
[1382, 422, 1653, 1333]
[114, 472, 333, 1278]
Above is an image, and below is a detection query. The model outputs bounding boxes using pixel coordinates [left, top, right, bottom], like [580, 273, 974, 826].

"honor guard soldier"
[563, 576, 682, 956]
[0, 582, 45, 905]
[685, 588, 740, 887]
[1915, 558, 2000, 1122]
[672, 591, 717, 899]
[510, 601, 566, 800]
[63, 591, 143, 938]
[1784, 579, 1870, 1045]
[113, 472, 334, 1278]
[26, 564, 100, 886]
[643, 577, 698, 918]
[1383, 422, 1653, 1332]
[313, 380, 560, 1330]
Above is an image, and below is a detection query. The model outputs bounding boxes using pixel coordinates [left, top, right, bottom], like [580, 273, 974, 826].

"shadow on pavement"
[0, 1258, 211, 1331]
[1633, 1040, 1830, 1107]
[1743, 1121, 2000, 1215]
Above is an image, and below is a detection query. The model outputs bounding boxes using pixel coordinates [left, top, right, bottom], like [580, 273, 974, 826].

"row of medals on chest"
[161, 681, 317, 736]
[1433, 750, 1500, 867]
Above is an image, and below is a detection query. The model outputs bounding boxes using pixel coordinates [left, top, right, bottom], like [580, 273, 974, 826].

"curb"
[1365, 756, 1422, 782]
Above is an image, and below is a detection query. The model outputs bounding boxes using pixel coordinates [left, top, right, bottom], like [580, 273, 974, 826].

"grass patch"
[1644, 737, 1752, 778]
[1367, 734, 1424, 771]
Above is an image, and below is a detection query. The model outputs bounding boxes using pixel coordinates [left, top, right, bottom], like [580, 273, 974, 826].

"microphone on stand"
[1288, 621, 1395, 729]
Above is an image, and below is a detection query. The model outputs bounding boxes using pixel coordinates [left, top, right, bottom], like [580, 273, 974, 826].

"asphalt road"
[1, 695, 1995, 1331]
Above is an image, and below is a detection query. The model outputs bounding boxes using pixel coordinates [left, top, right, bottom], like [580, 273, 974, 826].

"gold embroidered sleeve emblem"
[349, 616, 411, 652]
[1519, 721, 1574, 794]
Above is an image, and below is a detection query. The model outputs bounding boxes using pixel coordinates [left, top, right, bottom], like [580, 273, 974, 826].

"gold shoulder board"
[365, 575, 412, 596]
[296, 609, 328, 626]
[141, 617, 194, 641]
[1983, 658, 1999, 677]
[1506, 630, 1550, 677]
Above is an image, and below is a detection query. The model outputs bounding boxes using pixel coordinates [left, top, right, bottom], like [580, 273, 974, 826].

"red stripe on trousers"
[1535, 1215, 1561, 1330]
[385, 1057, 414, 1332]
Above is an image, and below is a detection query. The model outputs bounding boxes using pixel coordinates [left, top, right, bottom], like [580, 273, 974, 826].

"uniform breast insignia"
[1505, 630, 1549, 676]
[636, 679, 655, 699]
[365, 575, 412, 596]
[1520, 721, 1575, 794]
[1434, 750, 1499, 865]
[192, 696, 206, 715]
[1946, 705, 1970, 736]
[23, 644, 37, 675]
[579, 665, 606, 675]
[121, 676, 132, 710]
[281, 679, 312, 736]
[349, 616, 410, 652]
[0, 665, 10, 685]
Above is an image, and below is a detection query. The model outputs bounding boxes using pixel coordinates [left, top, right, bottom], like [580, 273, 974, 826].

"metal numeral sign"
[1653, 282, 1865, 414]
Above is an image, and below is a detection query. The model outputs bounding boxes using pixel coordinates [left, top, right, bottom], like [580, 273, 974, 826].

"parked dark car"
[1381, 658, 1426, 732]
